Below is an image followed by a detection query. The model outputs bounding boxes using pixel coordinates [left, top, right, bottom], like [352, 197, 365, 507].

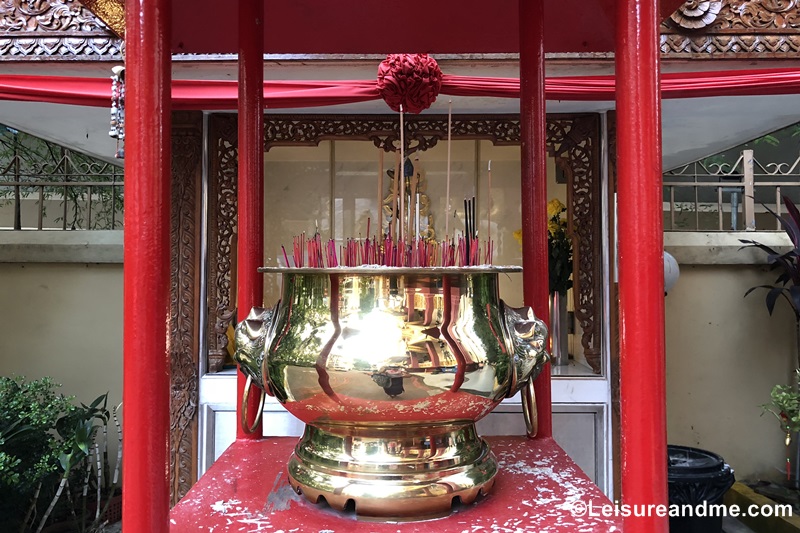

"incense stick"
[487, 160, 492, 253]
[445, 100, 452, 240]
[283, 233, 493, 268]
[399, 104, 406, 244]
[410, 157, 418, 239]
[378, 149, 384, 234]
[391, 150, 400, 241]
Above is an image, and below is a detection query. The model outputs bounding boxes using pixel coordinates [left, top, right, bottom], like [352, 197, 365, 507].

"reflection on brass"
[240, 375, 265, 435]
[289, 423, 496, 520]
[521, 380, 538, 438]
[234, 267, 548, 519]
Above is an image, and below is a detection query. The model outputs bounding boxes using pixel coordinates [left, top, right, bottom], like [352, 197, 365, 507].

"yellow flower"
[513, 229, 523, 246]
[547, 198, 566, 219]
[548, 220, 560, 236]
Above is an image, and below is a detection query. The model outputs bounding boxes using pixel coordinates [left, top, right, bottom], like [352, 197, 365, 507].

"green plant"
[740, 195, 800, 369]
[546, 198, 573, 296]
[763, 370, 800, 485]
[764, 371, 800, 438]
[0, 377, 121, 533]
[512, 198, 573, 295]
[741, 195, 800, 487]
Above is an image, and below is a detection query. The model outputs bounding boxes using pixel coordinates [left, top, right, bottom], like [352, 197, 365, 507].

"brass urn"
[234, 266, 548, 519]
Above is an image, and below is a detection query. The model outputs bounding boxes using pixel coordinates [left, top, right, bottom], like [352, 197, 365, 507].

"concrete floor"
[723, 516, 759, 533]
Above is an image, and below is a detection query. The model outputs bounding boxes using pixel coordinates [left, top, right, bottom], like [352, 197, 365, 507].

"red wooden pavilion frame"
[123, 0, 673, 530]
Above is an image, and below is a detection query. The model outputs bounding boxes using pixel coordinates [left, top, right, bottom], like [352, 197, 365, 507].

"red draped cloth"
[0, 68, 798, 109]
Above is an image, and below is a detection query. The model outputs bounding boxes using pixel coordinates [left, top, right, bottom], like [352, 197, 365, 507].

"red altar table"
[170, 437, 622, 532]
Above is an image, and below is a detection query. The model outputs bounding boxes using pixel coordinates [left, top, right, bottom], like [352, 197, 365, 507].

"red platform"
[169, 436, 622, 532]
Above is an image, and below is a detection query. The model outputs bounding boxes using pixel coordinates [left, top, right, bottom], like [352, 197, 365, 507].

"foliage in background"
[763, 371, 800, 436]
[741, 196, 800, 486]
[695, 121, 800, 173]
[513, 198, 573, 295]
[546, 199, 573, 295]
[740, 195, 800, 342]
[0, 124, 124, 230]
[0, 376, 121, 532]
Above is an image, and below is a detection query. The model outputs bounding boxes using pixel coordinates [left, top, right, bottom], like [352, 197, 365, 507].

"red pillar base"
[170, 437, 621, 531]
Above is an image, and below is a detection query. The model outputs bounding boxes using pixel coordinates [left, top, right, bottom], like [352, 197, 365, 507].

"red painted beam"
[519, 0, 551, 439]
[616, 0, 668, 529]
[236, 0, 265, 440]
[121, 0, 171, 532]
[170, 0, 686, 55]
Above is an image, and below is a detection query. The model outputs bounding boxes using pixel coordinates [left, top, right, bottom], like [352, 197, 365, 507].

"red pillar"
[236, 0, 265, 439]
[616, 0, 668, 529]
[121, 0, 171, 531]
[519, 0, 551, 438]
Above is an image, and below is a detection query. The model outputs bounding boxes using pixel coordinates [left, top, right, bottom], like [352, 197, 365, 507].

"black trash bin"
[667, 445, 735, 533]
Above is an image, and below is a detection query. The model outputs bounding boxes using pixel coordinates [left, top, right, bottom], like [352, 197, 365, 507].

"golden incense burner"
[234, 266, 548, 519]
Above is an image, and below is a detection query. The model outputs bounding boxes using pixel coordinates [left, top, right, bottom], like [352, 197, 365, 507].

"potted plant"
[0, 376, 122, 533]
[740, 195, 800, 488]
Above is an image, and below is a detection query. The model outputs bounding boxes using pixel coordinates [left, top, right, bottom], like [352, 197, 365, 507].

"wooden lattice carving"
[208, 113, 603, 374]
[169, 111, 203, 503]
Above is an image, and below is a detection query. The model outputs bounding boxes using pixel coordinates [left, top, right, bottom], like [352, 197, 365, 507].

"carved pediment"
[662, 0, 800, 57]
[0, 0, 122, 60]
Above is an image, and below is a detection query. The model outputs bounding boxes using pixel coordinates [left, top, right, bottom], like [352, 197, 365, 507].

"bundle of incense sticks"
[463, 196, 477, 263]
[284, 232, 494, 268]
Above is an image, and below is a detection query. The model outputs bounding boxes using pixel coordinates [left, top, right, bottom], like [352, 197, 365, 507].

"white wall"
[665, 263, 795, 482]
[0, 262, 123, 462]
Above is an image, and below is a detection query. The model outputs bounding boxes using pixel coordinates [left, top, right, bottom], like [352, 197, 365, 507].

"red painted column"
[519, 0, 551, 438]
[236, 0, 265, 439]
[121, 0, 171, 531]
[616, 0, 668, 529]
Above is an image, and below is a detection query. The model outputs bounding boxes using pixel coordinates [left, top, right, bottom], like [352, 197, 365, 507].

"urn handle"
[502, 303, 549, 396]
[233, 305, 278, 434]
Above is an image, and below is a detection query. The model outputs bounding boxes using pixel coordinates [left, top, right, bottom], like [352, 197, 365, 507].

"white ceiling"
[1, 59, 798, 170]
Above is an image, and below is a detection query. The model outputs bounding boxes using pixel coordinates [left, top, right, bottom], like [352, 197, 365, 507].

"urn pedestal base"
[287, 422, 498, 520]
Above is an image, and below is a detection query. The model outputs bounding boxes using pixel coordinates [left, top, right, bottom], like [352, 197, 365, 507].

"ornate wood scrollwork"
[207, 115, 239, 373]
[264, 115, 521, 155]
[169, 111, 203, 503]
[209, 113, 603, 374]
[670, 1, 724, 29]
[662, 0, 800, 57]
[0, 0, 122, 59]
[548, 116, 603, 373]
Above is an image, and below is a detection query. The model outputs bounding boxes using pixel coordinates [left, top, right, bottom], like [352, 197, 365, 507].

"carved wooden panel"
[606, 111, 621, 497]
[264, 114, 521, 155]
[209, 113, 603, 373]
[0, 0, 122, 59]
[207, 115, 238, 373]
[661, 0, 800, 58]
[169, 111, 203, 504]
[549, 116, 603, 373]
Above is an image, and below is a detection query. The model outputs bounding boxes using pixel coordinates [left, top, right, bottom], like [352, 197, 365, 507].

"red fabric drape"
[0, 68, 799, 109]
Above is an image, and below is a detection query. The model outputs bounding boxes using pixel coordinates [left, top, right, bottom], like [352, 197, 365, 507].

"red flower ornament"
[377, 54, 443, 114]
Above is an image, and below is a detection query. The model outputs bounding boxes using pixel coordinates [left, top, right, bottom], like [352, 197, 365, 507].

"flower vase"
[549, 291, 570, 366]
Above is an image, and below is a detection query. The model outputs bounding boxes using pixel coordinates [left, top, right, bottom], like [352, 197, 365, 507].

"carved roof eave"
[4, 0, 800, 62]
[0, 0, 122, 61]
[660, 0, 800, 59]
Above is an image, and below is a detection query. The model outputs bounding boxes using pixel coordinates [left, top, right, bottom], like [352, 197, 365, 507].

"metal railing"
[663, 149, 800, 231]
[1, 179, 123, 230]
[0, 127, 124, 230]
